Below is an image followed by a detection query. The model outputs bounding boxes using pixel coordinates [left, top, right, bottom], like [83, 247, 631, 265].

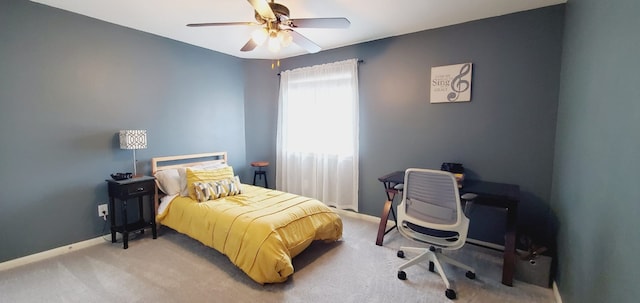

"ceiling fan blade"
[240, 38, 258, 52]
[247, 0, 276, 20]
[187, 22, 256, 27]
[286, 18, 350, 29]
[289, 30, 321, 53]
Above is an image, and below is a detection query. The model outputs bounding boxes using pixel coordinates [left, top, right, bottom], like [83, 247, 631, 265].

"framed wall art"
[430, 63, 473, 103]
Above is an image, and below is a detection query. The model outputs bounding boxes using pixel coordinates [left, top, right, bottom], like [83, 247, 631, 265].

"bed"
[151, 152, 343, 284]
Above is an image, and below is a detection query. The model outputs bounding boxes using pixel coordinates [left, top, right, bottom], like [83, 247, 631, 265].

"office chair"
[396, 168, 476, 300]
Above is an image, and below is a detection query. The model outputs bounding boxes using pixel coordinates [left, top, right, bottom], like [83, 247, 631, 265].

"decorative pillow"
[225, 175, 242, 196]
[186, 166, 235, 200]
[192, 176, 242, 202]
[178, 163, 228, 196]
[193, 182, 213, 202]
[216, 176, 242, 198]
[154, 168, 181, 195]
[210, 181, 228, 199]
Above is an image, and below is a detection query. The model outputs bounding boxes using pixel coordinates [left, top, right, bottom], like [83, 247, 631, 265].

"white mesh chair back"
[405, 169, 460, 225]
[397, 168, 470, 250]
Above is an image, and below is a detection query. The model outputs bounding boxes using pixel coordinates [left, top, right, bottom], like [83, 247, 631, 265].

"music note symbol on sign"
[447, 63, 472, 102]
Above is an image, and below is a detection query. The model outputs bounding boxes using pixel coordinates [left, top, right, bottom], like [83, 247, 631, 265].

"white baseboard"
[335, 208, 386, 223]
[0, 236, 107, 272]
[466, 238, 506, 251]
[553, 281, 563, 303]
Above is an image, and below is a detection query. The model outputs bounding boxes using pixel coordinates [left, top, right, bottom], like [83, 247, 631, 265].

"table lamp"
[119, 130, 147, 177]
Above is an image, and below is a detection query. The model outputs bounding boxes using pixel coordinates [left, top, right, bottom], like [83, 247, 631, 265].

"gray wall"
[243, 60, 279, 188]
[251, 6, 565, 248]
[0, 0, 247, 262]
[552, 0, 640, 302]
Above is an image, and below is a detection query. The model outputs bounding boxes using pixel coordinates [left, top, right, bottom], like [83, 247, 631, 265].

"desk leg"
[376, 200, 393, 246]
[502, 205, 518, 286]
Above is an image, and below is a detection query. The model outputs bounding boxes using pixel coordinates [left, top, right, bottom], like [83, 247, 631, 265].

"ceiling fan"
[187, 0, 350, 53]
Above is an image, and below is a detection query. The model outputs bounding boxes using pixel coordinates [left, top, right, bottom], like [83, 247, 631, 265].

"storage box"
[515, 254, 552, 288]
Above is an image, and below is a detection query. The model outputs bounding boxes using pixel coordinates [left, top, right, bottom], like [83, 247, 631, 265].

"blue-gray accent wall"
[552, 0, 640, 302]
[0, 0, 247, 262]
[260, 6, 566, 249]
[243, 60, 279, 188]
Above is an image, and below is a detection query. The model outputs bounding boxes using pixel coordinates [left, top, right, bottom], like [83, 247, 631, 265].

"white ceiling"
[30, 0, 566, 60]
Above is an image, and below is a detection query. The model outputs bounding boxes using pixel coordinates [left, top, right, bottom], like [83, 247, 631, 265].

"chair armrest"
[461, 193, 478, 215]
[461, 193, 477, 201]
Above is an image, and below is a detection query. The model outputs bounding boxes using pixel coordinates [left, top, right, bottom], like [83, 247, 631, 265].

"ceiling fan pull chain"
[271, 59, 281, 69]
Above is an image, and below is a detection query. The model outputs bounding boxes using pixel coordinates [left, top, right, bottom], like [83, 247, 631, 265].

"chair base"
[397, 246, 475, 299]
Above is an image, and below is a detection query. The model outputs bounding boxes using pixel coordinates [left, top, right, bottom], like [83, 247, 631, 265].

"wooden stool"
[251, 161, 269, 188]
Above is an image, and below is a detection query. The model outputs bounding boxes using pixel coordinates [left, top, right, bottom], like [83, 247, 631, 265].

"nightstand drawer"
[124, 180, 154, 195]
[108, 179, 155, 200]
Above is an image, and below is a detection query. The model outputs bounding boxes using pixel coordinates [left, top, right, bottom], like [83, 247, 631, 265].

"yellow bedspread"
[157, 184, 343, 284]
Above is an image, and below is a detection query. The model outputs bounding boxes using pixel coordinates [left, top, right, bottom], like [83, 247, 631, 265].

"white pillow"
[199, 162, 228, 170]
[178, 163, 228, 196]
[155, 169, 181, 195]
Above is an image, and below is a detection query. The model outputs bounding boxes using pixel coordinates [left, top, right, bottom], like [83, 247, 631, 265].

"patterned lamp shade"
[119, 130, 147, 150]
[119, 130, 147, 177]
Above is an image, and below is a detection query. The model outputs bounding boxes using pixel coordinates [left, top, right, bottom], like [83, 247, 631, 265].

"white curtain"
[276, 59, 359, 211]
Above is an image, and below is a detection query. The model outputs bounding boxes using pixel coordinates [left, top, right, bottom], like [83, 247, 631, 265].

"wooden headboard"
[150, 152, 228, 213]
[151, 152, 228, 175]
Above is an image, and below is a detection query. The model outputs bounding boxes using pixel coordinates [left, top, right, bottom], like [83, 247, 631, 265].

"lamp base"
[132, 149, 139, 177]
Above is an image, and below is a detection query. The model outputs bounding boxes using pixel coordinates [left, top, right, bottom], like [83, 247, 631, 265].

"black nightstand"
[106, 176, 157, 249]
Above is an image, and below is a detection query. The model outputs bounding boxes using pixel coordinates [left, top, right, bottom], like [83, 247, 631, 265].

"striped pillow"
[192, 176, 242, 202]
[193, 182, 213, 202]
[218, 176, 242, 196]
[186, 166, 235, 200]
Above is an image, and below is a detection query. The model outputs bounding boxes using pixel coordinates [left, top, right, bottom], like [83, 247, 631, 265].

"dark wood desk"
[376, 171, 405, 246]
[376, 170, 519, 286]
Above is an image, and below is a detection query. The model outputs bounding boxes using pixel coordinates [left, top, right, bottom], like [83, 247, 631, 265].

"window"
[276, 59, 359, 211]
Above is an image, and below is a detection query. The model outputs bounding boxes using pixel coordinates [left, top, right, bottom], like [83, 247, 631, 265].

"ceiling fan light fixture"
[277, 30, 293, 48]
[251, 27, 269, 45]
[188, 1, 348, 54]
[268, 31, 281, 52]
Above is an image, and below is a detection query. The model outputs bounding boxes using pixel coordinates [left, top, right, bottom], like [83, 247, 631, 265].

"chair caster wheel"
[397, 250, 405, 258]
[397, 270, 407, 280]
[445, 288, 456, 300]
[466, 271, 476, 279]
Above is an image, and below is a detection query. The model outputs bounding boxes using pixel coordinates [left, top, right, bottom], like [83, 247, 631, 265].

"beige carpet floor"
[0, 211, 554, 302]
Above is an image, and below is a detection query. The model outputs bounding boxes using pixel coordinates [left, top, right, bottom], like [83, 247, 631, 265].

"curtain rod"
[276, 59, 364, 76]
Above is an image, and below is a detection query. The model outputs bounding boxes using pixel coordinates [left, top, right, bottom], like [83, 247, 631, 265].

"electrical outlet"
[98, 204, 108, 217]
